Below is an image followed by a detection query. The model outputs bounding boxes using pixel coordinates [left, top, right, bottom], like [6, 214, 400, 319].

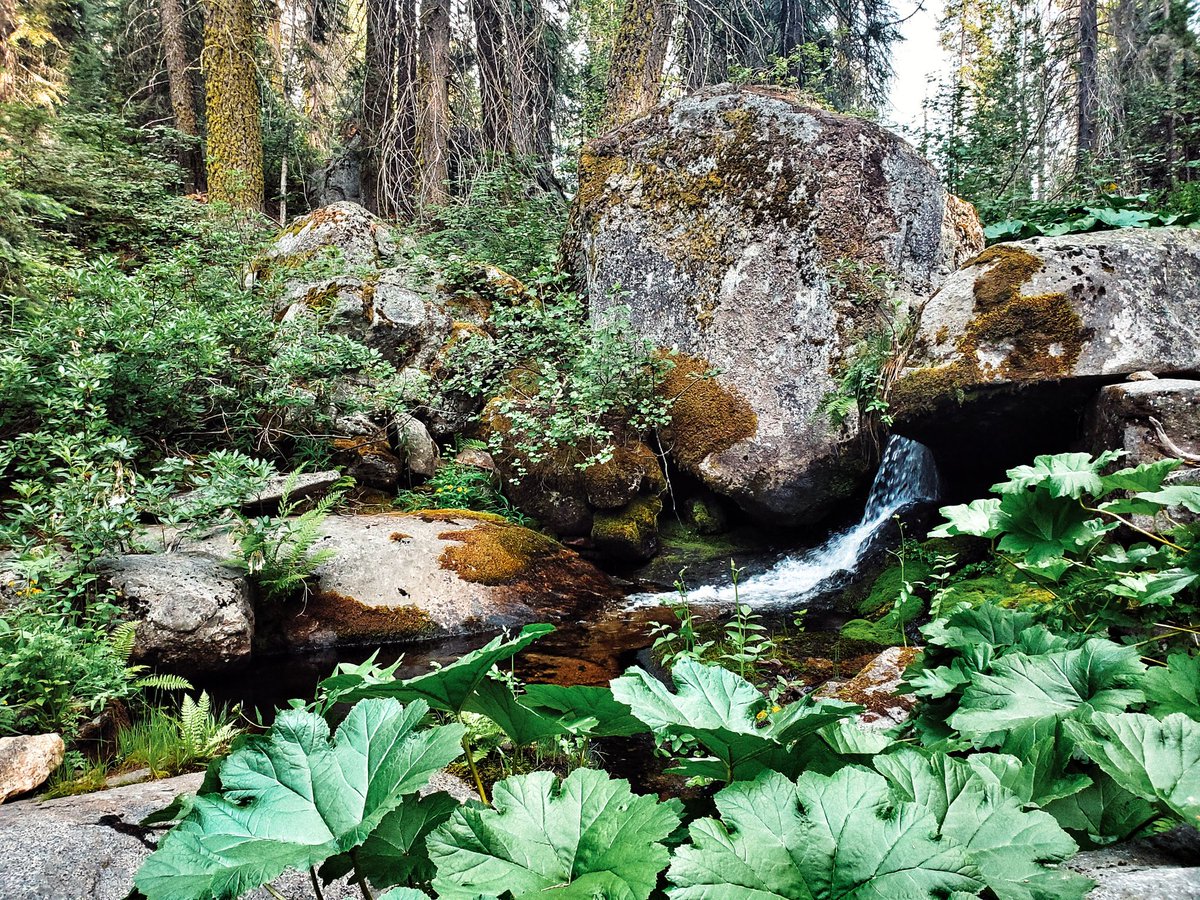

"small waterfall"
[632, 435, 941, 608]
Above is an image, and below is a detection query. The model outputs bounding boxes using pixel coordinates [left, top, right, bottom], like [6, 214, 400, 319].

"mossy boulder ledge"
[261, 511, 623, 651]
[893, 228, 1200, 424]
[568, 84, 982, 525]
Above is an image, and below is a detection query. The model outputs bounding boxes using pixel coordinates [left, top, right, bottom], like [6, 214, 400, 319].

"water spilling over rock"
[632, 435, 940, 608]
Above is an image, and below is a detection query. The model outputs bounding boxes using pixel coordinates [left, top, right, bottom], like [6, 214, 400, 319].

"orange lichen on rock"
[305, 590, 437, 641]
[438, 520, 561, 586]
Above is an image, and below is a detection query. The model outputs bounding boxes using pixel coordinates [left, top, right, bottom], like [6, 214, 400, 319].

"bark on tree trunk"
[1077, 0, 1099, 170]
[158, 0, 203, 189]
[601, 0, 676, 130]
[362, 0, 417, 217]
[201, 0, 264, 211]
[470, 0, 511, 153]
[417, 0, 451, 207]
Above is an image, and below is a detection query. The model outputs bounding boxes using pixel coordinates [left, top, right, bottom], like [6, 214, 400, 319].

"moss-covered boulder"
[570, 85, 982, 525]
[894, 228, 1200, 424]
[591, 495, 662, 562]
[267, 511, 622, 650]
[266, 200, 394, 269]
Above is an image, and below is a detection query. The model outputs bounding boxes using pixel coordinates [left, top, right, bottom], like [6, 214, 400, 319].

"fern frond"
[135, 674, 194, 692]
[109, 621, 138, 662]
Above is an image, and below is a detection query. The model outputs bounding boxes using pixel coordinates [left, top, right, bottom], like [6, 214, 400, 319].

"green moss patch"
[660, 353, 758, 472]
[591, 495, 662, 562]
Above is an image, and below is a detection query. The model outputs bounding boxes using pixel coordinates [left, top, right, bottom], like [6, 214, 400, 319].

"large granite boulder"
[894, 228, 1200, 422]
[266, 201, 394, 269]
[100, 552, 254, 678]
[571, 84, 982, 524]
[280, 268, 451, 370]
[251, 511, 623, 650]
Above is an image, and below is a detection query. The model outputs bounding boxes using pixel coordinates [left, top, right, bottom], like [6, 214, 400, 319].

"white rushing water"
[631, 435, 941, 608]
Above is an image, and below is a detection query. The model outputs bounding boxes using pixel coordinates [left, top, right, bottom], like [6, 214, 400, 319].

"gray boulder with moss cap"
[893, 228, 1200, 422]
[571, 84, 982, 524]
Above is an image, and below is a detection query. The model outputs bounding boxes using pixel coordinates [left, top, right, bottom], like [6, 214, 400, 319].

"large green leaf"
[320, 624, 555, 714]
[929, 498, 1003, 539]
[1064, 712, 1200, 826]
[921, 604, 1042, 653]
[874, 749, 1090, 900]
[520, 682, 648, 737]
[1144, 653, 1200, 719]
[135, 700, 465, 900]
[666, 767, 983, 899]
[1043, 772, 1160, 848]
[428, 768, 681, 900]
[462, 676, 570, 745]
[993, 452, 1121, 499]
[994, 490, 1116, 567]
[320, 791, 460, 891]
[610, 658, 856, 782]
[966, 720, 1091, 808]
[1133, 485, 1200, 513]
[947, 639, 1144, 741]
[1106, 568, 1198, 606]
[1098, 458, 1181, 495]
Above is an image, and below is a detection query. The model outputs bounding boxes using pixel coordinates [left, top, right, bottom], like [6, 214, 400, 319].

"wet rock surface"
[572, 84, 982, 525]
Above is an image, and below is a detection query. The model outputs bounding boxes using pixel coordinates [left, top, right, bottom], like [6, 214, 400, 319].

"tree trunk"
[470, 0, 511, 153]
[201, 0, 264, 211]
[1077, 0, 1098, 170]
[0, 0, 18, 102]
[362, 0, 417, 217]
[158, 0, 203, 189]
[416, 0, 450, 207]
[681, 0, 707, 90]
[601, 0, 676, 130]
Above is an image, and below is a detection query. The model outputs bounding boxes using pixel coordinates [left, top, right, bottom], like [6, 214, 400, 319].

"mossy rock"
[937, 574, 1055, 611]
[842, 588, 924, 647]
[682, 494, 730, 535]
[438, 520, 562, 586]
[591, 495, 662, 563]
[857, 560, 934, 616]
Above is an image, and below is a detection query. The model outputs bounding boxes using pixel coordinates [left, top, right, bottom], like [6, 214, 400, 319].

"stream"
[209, 436, 942, 717]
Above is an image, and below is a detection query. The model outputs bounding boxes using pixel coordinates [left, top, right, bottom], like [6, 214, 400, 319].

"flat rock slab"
[895, 228, 1200, 424]
[1068, 833, 1200, 899]
[0, 769, 474, 899]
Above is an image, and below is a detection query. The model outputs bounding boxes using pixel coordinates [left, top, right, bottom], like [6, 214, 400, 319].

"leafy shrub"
[0, 614, 189, 737]
[985, 191, 1200, 242]
[931, 451, 1200, 631]
[415, 163, 566, 281]
[136, 617, 1199, 900]
[436, 274, 673, 479]
[395, 456, 529, 525]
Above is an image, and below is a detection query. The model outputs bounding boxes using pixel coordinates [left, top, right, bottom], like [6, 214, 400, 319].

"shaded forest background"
[2, 0, 1197, 244]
